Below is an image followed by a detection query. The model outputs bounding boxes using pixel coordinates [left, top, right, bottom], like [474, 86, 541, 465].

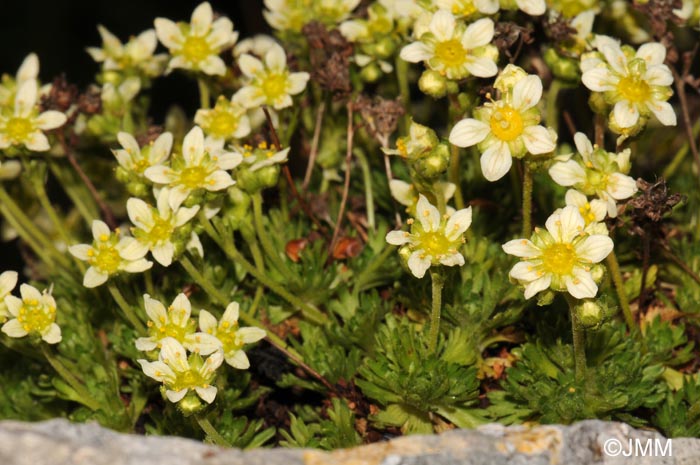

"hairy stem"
[355, 149, 375, 231]
[197, 79, 210, 109]
[329, 102, 355, 257]
[565, 294, 586, 383]
[428, 269, 445, 354]
[302, 100, 326, 190]
[606, 251, 635, 331]
[521, 161, 533, 238]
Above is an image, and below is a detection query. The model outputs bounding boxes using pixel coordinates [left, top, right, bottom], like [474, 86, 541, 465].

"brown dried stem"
[328, 103, 355, 258]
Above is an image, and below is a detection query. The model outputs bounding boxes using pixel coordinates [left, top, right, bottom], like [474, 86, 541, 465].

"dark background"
[0, 0, 267, 119]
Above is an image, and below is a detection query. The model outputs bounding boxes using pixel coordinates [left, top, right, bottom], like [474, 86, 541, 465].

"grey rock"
[0, 419, 698, 465]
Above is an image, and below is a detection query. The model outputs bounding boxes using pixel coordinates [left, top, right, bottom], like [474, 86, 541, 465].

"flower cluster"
[137, 294, 265, 408]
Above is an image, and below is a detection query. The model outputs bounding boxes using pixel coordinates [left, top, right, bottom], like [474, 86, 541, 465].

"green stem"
[428, 269, 445, 354]
[355, 149, 375, 232]
[395, 57, 410, 134]
[0, 185, 71, 269]
[434, 181, 446, 216]
[144, 269, 155, 296]
[606, 251, 636, 331]
[449, 143, 465, 210]
[199, 218, 327, 325]
[49, 161, 98, 223]
[197, 79, 210, 109]
[252, 193, 295, 282]
[521, 161, 533, 238]
[564, 294, 586, 383]
[195, 416, 230, 447]
[546, 79, 561, 134]
[41, 345, 102, 411]
[107, 284, 146, 333]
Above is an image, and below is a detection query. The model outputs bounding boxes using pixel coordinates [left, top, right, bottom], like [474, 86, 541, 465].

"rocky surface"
[0, 419, 698, 465]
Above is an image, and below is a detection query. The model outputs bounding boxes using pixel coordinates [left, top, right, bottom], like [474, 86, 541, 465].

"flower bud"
[419, 70, 448, 98]
[175, 390, 205, 416]
[494, 64, 528, 94]
[544, 48, 580, 81]
[577, 300, 603, 328]
[415, 143, 449, 179]
[589, 264, 606, 284]
[360, 62, 383, 83]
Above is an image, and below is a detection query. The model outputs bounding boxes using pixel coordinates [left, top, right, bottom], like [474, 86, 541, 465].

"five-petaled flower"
[194, 96, 251, 142]
[155, 2, 238, 76]
[2, 284, 61, 344]
[113, 131, 172, 177]
[0, 80, 66, 152]
[234, 43, 310, 110]
[199, 302, 266, 369]
[549, 132, 637, 217]
[68, 220, 153, 288]
[400, 11, 498, 80]
[581, 37, 676, 131]
[86, 25, 167, 78]
[144, 126, 242, 209]
[502, 206, 614, 299]
[449, 70, 556, 181]
[135, 293, 220, 355]
[386, 194, 472, 279]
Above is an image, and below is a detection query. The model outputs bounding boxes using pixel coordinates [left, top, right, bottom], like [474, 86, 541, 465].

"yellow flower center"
[171, 368, 207, 392]
[147, 216, 174, 244]
[434, 39, 467, 68]
[5, 117, 33, 142]
[541, 243, 577, 275]
[181, 35, 212, 64]
[617, 76, 651, 103]
[149, 316, 193, 344]
[490, 105, 524, 142]
[261, 73, 288, 100]
[451, 1, 477, 17]
[208, 111, 238, 138]
[215, 325, 242, 354]
[418, 231, 452, 258]
[178, 165, 209, 189]
[17, 300, 54, 333]
[133, 159, 151, 174]
[91, 246, 122, 274]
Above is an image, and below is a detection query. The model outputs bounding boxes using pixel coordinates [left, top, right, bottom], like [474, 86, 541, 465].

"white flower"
[235, 141, 290, 172]
[263, 0, 361, 33]
[101, 77, 141, 109]
[549, 132, 637, 217]
[144, 126, 242, 209]
[2, 284, 61, 344]
[0, 80, 66, 152]
[138, 337, 223, 404]
[113, 131, 172, 176]
[0, 53, 39, 107]
[449, 71, 557, 181]
[68, 220, 152, 288]
[86, 25, 167, 78]
[155, 2, 238, 76]
[234, 43, 310, 110]
[389, 179, 456, 216]
[431, 0, 499, 17]
[386, 194, 472, 278]
[194, 96, 251, 142]
[581, 39, 676, 129]
[502, 206, 614, 299]
[125, 188, 199, 267]
[0, 270, 18, 322]
[498, 0, 546, 16]
[199, 302, 266, 369]
[135, 294, 220, 354]
[400, 11, 498, 80]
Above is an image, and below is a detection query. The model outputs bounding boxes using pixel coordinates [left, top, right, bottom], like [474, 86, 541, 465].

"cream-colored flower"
[263, 0, 361, 33]
[233, 34, 278, 58]
[430, 0, 499, 17]
[564, 189, 607, 227]
[400, 11, 498, 80]
[199, 302, 266, 369]
[0, 270, 18, 322]
[2, 284, 61, 344]
[389, 179, 456, 216]
[581, 38, 676, 129]
[449, 71, 557, 181]
[0, 80, 66, 152]
[235, 140, 290, 172]
[502, 206, 613, 299]
[144, 126, 242, 209]
[234, 43, 310, 110]
[68, 220, 152, 288]
[135, 294, 220, 354]
[138, 337, 223, 404]
[125, 188, 199, 267]
[549, 132, 637, 217]
[101, 77, 141, 111]
[386, 194, 472, 278]
[0, 53, 39, 107]
[155, 2, 238, 76]
[86, 25, 167, 78]
[113, 131, 172, 177]
[497, 0, 546, 15]
[194, 96, 251, 142]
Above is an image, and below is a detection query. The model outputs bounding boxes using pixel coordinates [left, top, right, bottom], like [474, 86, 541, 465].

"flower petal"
[545, 205, 584, 243]
[83, 267, 109, 288]
[581, 68, 617, 92]
[399, 42, 433, 63]
[445, 207, 472, 240]
[238, 327, 266, 343]
[225, 350, 250, 369]
[415, 194, 440, 232]
[509, 261, 540, 281]
[636, 42, 666, 66]
[613, 100, 640, 129]
[575, 235, 613, 263]
[523, 275, 551, 299]
[502, 239, 540, 258]
[522, 125, 556, 154]
[407, 251, 431, 279]
[606, 173, 638, 200]
[429, 10, 456, 42]
[513, 75, 543, 111]
[549, 160, 586, 187]
[462, 18, 494, 49]
[647, 100, 677, 126]
[480, 141, 512, 182]
[386, 230, 411, 245]
[565, 268, 598, 299]
[449, 118, 489, 147]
